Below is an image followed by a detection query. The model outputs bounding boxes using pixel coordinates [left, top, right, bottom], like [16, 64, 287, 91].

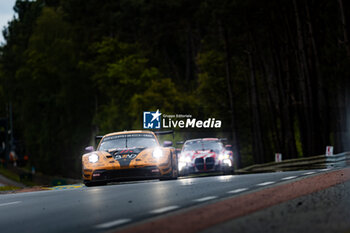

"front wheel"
[222, 166, 235, 175]
[170, 164, 178, 180]
[160, 154, 178, 181]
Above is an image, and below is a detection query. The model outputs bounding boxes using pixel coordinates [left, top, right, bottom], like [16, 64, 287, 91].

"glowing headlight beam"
[223, 159, 232, 167]
[88, 153, 99, 163]
[219, 153, 230, 160]
[179, 156, 191, 163]
[153, 147, 163, 158]
[178, 162, 186, 171]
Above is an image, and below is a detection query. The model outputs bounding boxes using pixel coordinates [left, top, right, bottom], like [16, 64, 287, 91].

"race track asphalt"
[0, 168, 340, 233]
[201, 179, 350, 233]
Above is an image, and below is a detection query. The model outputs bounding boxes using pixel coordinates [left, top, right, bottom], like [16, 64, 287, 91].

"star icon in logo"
[150, 109, 161, 122]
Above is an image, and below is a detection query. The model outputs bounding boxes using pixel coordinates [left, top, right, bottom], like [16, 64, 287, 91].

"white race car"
[178, 138, 234, 176]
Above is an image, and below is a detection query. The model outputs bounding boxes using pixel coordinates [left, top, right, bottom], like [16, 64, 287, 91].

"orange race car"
[82, 130, 178, 186]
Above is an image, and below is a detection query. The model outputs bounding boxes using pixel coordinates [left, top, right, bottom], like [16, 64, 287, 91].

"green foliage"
[0, 0, 349, 176]
[87, 37, 198, 133]
[0, 186, 21, 191]
[197, 50, 228, 116]
[130, 78, 198, 128]
[2, 4, 94, 176]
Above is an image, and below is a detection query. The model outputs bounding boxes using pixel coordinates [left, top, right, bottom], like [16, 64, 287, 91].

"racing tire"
[223, 167, 235, 175]
[179, 169, 189, 177]
[160, 153, 178, 181]
[225, 168, 235, 175]
[171, 163, 179, 180]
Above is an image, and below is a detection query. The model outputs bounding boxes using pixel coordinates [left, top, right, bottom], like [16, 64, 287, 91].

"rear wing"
[153, 130, 174, 135]
[95, 131, 175, 143]
[154, 130, 174, 141]
[95, 131, 173, 140]
[220, 138, 227, 142]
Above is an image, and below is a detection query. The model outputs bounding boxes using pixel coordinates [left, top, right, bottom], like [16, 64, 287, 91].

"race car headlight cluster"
[180, 156, 191, 163]
[223, 159, 232, 167]
[218, 153, 230, 160]
[88, 153, 99, 163]
[153, 148, 163, 158]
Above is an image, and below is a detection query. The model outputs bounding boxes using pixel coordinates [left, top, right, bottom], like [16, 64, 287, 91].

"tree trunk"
[247, 49, 265, 164]
[219, 22, 241, 168]
[293, 0, 314, 156]
[338, 0, 350, 57]
[305, 0, 326, 154]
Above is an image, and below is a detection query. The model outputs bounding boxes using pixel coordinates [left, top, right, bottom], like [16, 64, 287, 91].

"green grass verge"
[0, 167, 21, 182]
[0, 186, 21, 191]
[0, 167, 36, 187]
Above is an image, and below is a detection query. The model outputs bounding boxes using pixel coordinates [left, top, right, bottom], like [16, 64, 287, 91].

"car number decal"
[115, 154, 137, 160]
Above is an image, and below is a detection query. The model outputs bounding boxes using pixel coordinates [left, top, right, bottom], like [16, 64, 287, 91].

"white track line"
[257, 181, 275, 186]
[319, 168, 332, 172]
[303, 171, 316, 175]
[0, 201, 21, 207]
[194, 196, 218, 202]
[150, 205, 179, 214]
[227, 188, 248, 194]
[95, 219, 131, 229]
[281, 176, 297, 180]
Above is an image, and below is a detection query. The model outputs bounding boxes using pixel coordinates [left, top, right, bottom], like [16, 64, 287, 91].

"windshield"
[98, 133, 158, 151]
[183, 140, 223, 153]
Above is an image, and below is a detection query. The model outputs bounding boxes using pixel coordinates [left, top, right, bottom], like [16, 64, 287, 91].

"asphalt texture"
[0, 168, 341, 233]
[201, 180, 350, 233]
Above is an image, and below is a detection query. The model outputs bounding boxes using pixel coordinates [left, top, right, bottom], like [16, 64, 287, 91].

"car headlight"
[219, 153, 230, 160]
[153, 148, 163, 158]
[223, 159, 232, 166]
[178, 162, 186, 171]
[179, 156, 191, 163]
[88, 153, 99, 163]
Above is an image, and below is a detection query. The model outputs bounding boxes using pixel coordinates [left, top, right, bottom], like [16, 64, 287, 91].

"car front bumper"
[183, 161, 233, 174]
[84, 166, 166, 182]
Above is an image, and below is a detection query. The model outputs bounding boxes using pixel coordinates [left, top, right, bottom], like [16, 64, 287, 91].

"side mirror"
[225, 144, 232, 150]
[163, 141, 173, 147]
[85, 146, 94, 153]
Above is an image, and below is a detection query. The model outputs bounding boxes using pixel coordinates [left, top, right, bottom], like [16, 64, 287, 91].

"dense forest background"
[1, 0, 350, 177]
